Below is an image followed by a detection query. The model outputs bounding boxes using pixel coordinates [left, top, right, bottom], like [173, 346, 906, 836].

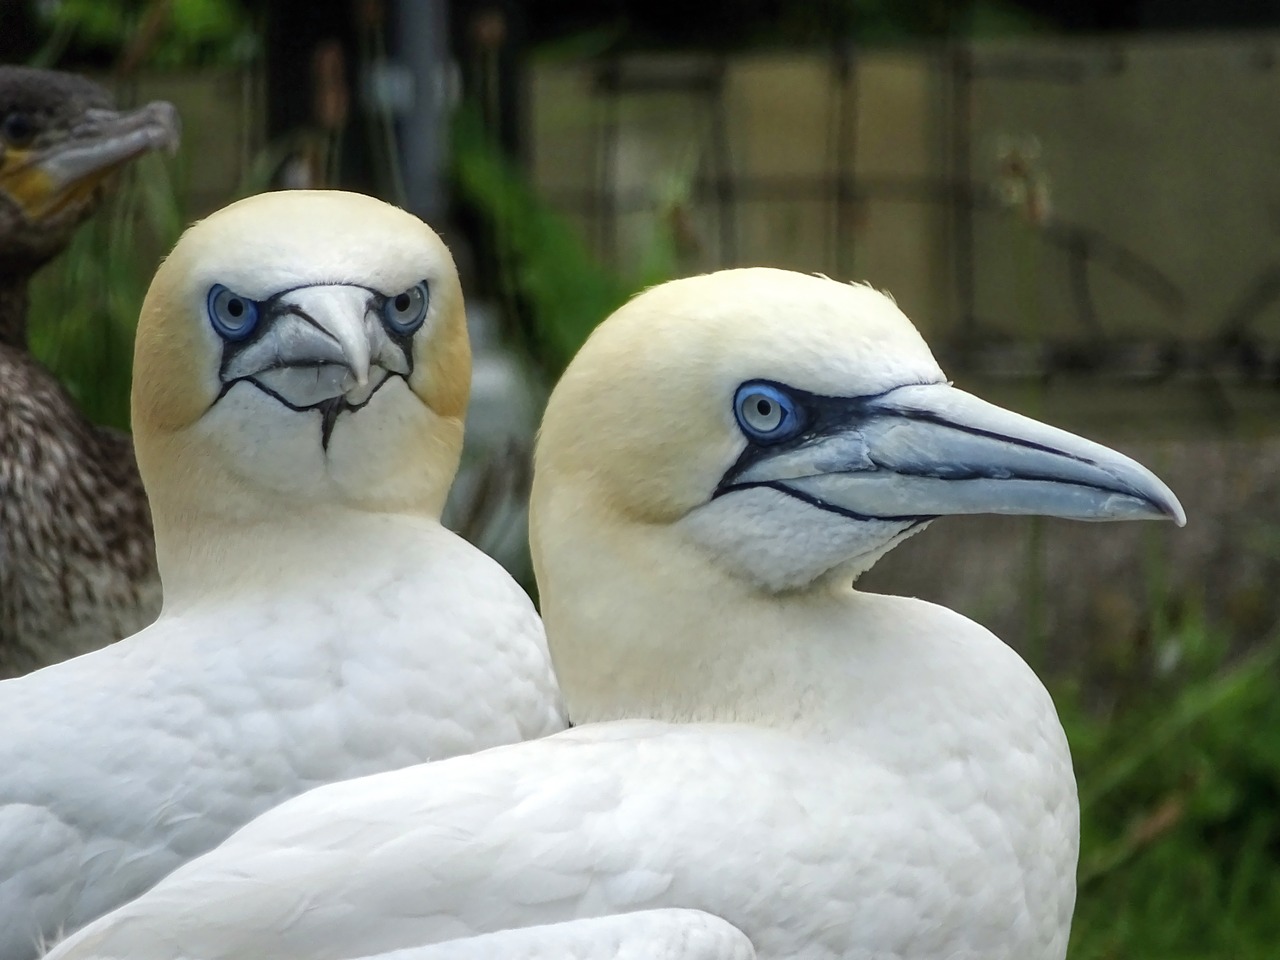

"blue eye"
[381, 281, 429, 334]
[207, 285, 260, 341]
[734, 382, 802, 442]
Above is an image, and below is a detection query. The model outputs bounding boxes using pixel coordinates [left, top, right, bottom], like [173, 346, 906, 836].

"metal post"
[391, 0, 451, 223]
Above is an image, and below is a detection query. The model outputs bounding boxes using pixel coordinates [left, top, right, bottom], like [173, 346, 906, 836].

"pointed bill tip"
[1105, 485, 1185, 526]
[1085, 441, 1185, 528]
[1155, 490, 1187, 528]
[136, 100, 183, 156]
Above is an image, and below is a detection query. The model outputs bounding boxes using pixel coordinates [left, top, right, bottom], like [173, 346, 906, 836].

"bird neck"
[152, 496, 442, 610]
[140, 431, 448, 608]
[536, 498, 1037, 745]
[0, 264, 32, 348]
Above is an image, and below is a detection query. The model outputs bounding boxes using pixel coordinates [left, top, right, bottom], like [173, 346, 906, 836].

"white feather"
[302, 911, 754, 960]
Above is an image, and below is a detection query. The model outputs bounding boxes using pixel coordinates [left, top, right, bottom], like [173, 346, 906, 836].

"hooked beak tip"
[1097, 453, 1185, 527]
[1162, 497, 1188, 528]
[149, 102, 183, 155]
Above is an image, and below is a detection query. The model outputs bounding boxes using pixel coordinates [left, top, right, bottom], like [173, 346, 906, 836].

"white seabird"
[0, 190, 564, 959]
[45, 268, 1183, 960]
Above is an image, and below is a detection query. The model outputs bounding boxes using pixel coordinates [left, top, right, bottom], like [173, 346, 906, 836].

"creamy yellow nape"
[131, 190, 470, 598]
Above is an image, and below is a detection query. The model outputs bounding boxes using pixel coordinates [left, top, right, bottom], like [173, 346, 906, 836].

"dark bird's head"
[0, 66, 180, 271]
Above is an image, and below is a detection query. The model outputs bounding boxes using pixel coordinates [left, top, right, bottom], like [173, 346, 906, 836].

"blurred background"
[3, 0, 1279, 955]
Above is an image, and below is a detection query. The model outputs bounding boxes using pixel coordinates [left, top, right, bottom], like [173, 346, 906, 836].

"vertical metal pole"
[393, 0, 450, 223]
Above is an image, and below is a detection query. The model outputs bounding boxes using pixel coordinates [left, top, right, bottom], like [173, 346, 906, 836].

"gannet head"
[533, 268, 1184, 597]
[132, 190, 469, 530]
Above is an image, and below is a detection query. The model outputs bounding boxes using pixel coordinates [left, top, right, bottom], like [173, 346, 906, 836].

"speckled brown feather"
[0, 344, 158, 674]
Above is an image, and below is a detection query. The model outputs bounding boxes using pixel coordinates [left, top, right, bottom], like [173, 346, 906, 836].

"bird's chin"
[247, 365, 394, 412]
[680, 485, 926, 593]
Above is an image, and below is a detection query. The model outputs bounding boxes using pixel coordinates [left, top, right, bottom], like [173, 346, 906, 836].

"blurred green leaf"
[44, 0, 130, 46]
[1064, 628, 1280, 959]
[170, 0, 241, 39]
[451, 103, 678, 374]
[35, 0, 254, 67]
[28, 152, 185, 431]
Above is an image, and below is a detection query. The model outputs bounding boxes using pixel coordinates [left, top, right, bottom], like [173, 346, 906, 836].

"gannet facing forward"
[46, 269, 1183, 960]
[1, 190, 564, 959]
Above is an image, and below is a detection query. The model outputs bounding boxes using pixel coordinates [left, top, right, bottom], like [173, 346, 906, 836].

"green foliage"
[43, 0, 129, 47]
[27, 153, 185, 430]
[451, 105, 678, 374]
[162, 0, 248, 56]
[1062, 619, 1280, 959]
[34, 0, 257, 68]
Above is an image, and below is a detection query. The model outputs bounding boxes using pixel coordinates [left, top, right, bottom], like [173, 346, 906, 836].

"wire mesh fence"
[529, 33, 1280, 410]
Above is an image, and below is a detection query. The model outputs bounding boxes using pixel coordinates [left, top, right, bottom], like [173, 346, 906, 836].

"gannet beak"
[727, 381, 1186, 526]
[0, 100, 180, 222]
[222, 285, 408, 410]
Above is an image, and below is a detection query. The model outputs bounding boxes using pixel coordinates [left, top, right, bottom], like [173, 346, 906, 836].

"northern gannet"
[45, 268, 1183, 960]
[0, 66, 178, 675]
[1, 189, 565, 959]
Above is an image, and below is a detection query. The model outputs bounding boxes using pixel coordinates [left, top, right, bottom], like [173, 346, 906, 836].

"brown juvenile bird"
[0, 66, 178, 676]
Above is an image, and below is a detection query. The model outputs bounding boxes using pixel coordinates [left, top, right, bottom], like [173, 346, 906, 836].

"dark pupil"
[394, 293, 412, 312]
[3, 113, 34, 143]
[226, 298, 244, 318]
[755, 399, 773, 418]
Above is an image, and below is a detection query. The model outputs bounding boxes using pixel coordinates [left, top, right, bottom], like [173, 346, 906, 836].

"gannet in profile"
[0, 66, 179, 675]
[1, 189, 564, 959]
[46, 268, 1183, 960]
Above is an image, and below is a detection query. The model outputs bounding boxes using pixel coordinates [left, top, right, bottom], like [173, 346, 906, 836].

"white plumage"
[45, 269, 1182, 960]
[397, 911, 756, 960]
[0, 191, 564, 958]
